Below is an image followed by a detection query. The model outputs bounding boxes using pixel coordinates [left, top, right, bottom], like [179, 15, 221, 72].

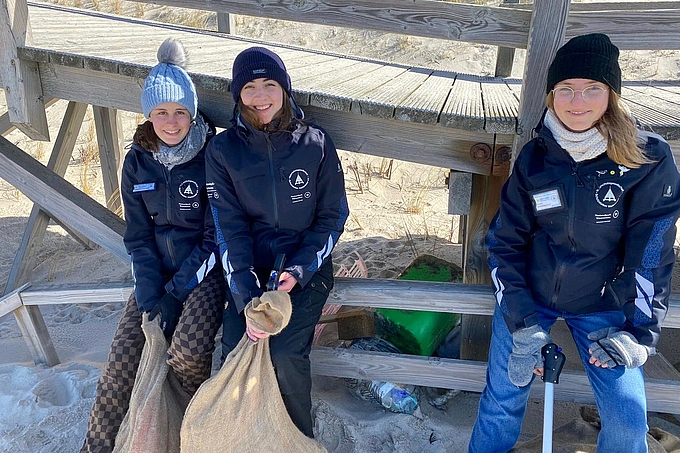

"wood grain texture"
[310, 347, 680, 414]
[1, 0, 49, 140]
[0, 135, 127, 261]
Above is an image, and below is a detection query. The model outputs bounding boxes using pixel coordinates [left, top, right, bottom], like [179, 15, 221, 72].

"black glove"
[148, 292, 183, 339]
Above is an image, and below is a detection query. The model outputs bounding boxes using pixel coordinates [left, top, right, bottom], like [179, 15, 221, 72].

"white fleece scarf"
[544, 109, 608, 162]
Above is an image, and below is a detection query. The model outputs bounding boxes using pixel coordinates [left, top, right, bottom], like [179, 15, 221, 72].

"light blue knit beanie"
[141, 38, 197, 119]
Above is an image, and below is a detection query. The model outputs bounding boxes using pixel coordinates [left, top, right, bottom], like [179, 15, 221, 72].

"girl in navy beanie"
[469, 33, 680, 452]
[206, 46, 349, 438]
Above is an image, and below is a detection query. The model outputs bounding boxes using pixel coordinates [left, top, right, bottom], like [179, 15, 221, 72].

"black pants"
[221, 258, 333, 438]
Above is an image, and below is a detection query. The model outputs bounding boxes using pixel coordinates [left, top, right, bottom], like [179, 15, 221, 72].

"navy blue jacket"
[487, 120, 680, 351]
[205, 114, 349, 312]
[121, 115, 219, 313]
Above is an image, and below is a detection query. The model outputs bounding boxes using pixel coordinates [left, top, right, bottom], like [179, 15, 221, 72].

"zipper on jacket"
[163, 166, 178, 268]
[265, 134, 280, 229]
[551, 168, 578, 307]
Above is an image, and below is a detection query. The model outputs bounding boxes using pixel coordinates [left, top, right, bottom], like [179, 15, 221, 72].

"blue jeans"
[468, 304, 648, 453]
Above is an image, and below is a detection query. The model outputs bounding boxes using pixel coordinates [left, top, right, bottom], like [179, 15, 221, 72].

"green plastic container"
[375, 254, 462, 356]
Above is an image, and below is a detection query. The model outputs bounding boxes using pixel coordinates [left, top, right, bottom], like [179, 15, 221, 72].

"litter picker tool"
[266, 253, 286, 291]
[541, 343, 566, 453]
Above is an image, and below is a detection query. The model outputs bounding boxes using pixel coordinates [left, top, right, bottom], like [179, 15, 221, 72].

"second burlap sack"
[181, 291, 326, 452]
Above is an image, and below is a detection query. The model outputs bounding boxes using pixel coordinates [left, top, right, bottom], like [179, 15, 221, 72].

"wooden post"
[217, 12, 235, 34]
[93, 106, 123, 214]
[494, 0, 520, 77]
[3, 101, 88, 296]
[0, 0, 50, 141]
[513, 0, 570, 157]
[447, 170, 472, 215]
[460, 173, 505, 361]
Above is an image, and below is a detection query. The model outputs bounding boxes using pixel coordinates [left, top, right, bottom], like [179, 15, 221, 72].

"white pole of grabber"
[541, 343, 565, 453]
[542, 382, 554, 453]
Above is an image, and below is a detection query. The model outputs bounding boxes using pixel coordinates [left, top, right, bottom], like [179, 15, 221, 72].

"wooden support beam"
[460, 173, 505, 362]
[217, 12, 234, 33]
[0, 134, 127, 261]
[1, 97, 56, 137]
[0, 0, 49, 140]
[309, 347, 680, 414]
[14, 304, 60, 366]
[447, 170, 472, 215]
[92, 106, 123, 214]
[3, 101, 89, 295]
[0, 283, 60, 366]
[494, 0, 519, 77]
[513, 0, 570, 157]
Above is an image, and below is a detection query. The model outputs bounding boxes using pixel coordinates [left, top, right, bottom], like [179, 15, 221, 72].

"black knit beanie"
[546, 33, 621, 95]
[231, 47, 291, 103]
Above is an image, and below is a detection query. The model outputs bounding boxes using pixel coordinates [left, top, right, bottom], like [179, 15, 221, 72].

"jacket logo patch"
[289, 169, 309, 190]
[179, 180, 199, 199]
[663, 184, 673, 198]
[133, 182, 156, 193]
[595, 182, 624, 208]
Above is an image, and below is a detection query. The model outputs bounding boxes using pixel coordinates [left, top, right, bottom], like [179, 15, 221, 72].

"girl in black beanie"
[205, 46, 348, 438]
[468, 33, 680, 452]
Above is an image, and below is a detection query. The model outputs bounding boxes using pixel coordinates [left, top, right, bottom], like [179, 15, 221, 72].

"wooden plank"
[0, 135, 127, 261]
[566, 9, 680, 50]
[21, 281, 132, 306]
[0, 0, 49, 140]
[513, 0, 570, 156]
[311, 65, 407, 112]
[92, 106, 123, 214]
[38, 63, 503, 174]
[15, 278, 680, 329]
[495, 47, 515, 78]
[309, 347, 680, 414]
[351, 68, 429, 119]
[133, 0, 533, 48]
[395, 71, 454, 125]
[3, 101, 89, 295]
[480, 77, 518, 134]
[441, 76, 485, 132]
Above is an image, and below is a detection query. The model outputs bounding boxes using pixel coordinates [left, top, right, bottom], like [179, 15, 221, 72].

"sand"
[1, 1, 680, 451]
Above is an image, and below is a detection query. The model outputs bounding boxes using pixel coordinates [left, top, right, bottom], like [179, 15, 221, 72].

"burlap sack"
[181, 291, 326, 452]
[113, 314, 191, 453]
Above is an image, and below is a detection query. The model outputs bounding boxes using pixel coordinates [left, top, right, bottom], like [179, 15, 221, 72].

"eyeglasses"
[551, 85, 609, 102]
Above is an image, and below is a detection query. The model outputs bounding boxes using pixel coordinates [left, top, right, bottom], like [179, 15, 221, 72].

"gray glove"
[508, 324, 552, 387]
[587, 327, 649, 369]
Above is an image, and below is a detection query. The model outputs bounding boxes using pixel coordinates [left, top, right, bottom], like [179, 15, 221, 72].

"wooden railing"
[1, 278, 679, 414]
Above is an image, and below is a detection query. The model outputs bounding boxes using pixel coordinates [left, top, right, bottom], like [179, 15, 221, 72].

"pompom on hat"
[546, 33, 621, 95]
[141, 38, 197, 119]
[230, 47, 292, 103]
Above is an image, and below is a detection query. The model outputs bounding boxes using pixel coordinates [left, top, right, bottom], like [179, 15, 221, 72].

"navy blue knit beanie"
[231, 47, 291, 103]
[141, 38, 197, 119]
[547, 33, 621, 95]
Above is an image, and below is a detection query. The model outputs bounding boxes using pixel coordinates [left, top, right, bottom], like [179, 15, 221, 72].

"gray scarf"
[153, 114, 208, 170]
[544, 109, 608, 162]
